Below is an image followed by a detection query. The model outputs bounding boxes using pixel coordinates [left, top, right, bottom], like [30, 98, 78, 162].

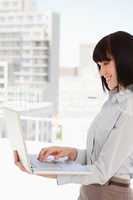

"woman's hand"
[36, 173, 57, 179]
[37, 146, 77, 162]
[13, 150, 31, 173]
[13, 151, 57, 179]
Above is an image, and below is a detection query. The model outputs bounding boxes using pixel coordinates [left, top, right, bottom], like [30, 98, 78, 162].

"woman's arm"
[74, 149, 87, 165]
[57, 113, 133, 185]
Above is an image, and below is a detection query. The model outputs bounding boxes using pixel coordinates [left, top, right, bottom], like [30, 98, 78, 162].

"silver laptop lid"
[4, 107, 32, 172]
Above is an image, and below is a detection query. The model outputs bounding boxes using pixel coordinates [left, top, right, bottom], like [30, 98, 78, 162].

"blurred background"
[0, 0, 132, 199]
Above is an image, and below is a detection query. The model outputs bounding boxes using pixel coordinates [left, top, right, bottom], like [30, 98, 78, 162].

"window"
[22, 58, 31, 63]
[0, 11, 59, 148]
[8, 16, 14, 22]
[0, 74, 4, 78]
[37, 15, 43, 21]
[0, 83, 4, 88]
[13, 63, 20, 71]
[0, 17, 5, 22]
[12, 1, 18, 7]
[3, 1, 9, 7]
[34, 41, 41, 47]
[0, 68, 4, 72]
[43, 41, 49, 46]
[28, 16, 33, 22]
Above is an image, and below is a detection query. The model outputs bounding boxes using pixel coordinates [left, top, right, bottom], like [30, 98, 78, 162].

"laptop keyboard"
[29, 154, 89, 173]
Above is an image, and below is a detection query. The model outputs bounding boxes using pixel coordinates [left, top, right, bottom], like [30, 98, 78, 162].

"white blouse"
[57, 86, 133, 185]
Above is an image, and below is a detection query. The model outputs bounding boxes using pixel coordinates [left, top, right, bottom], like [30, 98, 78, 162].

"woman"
[15, 31, 133, 200]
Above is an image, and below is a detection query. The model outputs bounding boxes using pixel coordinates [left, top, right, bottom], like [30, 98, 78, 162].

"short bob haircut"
[93, 31, 133, 91]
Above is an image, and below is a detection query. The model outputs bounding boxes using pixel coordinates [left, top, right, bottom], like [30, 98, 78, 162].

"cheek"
[110, 66, 117, 78]
[113, 69, 118, 80]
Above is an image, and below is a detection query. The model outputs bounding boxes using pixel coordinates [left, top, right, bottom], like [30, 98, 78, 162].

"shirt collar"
[109, 84, 133, 104]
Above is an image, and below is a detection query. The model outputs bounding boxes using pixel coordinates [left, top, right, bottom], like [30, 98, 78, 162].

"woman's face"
[98, 59, 118, 90]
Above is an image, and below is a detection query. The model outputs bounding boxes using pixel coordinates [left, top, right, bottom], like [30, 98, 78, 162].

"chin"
[108, 85, 118, 90]
[107, 83, 117, 90]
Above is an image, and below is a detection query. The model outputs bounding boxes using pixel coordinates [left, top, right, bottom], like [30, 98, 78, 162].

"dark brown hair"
[93, 31, 133, 91]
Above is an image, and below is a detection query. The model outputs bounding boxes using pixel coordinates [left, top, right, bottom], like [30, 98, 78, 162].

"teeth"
[105, 76, 111, 82]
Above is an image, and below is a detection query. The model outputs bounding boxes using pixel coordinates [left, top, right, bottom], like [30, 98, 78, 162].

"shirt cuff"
[75, 149, 86, 165]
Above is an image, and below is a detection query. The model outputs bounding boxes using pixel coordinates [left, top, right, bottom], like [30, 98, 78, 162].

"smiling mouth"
[105, 76, 112, 83]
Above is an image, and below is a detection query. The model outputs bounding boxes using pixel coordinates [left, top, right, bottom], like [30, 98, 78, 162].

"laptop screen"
[4, 107, 32, 172]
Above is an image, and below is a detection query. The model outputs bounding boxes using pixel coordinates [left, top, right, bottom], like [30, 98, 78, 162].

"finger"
[37, 148, 48, 160]
[16, 161, 26, 171]
[42, 148, 62, 160]
[14, 151, 31, 173]
[36, 173, 57, 179]
[14, 150, 20, 163]
[15, 161, 31, 173]
[43, 149, 55, 158]
[38, 148, 57, 161]
[54, 152, 65, 159]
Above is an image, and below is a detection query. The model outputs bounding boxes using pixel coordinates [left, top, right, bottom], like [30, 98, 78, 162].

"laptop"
[4, 107, 91, 175]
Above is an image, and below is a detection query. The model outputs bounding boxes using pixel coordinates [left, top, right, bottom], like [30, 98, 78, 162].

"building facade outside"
[0, 0, 60, 142]
[0, 11, 60, 113]
[0, 0, 34, 12]
[0, 62, 8, 104]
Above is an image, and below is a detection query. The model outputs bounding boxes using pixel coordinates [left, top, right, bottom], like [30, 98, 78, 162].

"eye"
[103, 61, 109, 65]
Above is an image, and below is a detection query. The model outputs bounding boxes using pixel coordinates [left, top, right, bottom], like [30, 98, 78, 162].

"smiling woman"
[93, 31, 133, 91]
[14, 31, 133, 200]
[97, 59, 118, 90]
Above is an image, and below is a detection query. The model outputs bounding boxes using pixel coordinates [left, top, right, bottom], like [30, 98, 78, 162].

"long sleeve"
[57, 112, 133, 185]
[75, 149, 87, 165]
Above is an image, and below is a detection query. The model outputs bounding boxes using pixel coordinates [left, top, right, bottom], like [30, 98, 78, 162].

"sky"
[34, 0, 133, 67]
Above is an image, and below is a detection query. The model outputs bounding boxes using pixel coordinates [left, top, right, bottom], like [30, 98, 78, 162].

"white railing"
[0, 113, 53, 142]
